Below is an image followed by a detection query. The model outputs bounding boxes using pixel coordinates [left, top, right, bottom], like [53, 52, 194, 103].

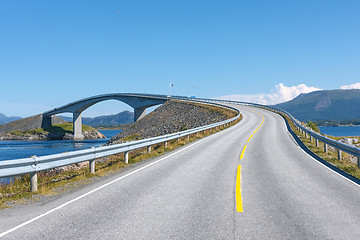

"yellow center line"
[236, 111, 265, 213]
[240, 145, 247, 159]
[236, 165, 243, 212]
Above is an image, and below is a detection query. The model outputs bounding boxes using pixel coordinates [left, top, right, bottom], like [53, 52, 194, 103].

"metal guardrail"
[0, 99, 240, 192]
[2, 93, 360, 192]
[195, 98, 360, 163]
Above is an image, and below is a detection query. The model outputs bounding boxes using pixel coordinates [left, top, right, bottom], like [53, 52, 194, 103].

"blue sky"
[1, 0, 359, 117]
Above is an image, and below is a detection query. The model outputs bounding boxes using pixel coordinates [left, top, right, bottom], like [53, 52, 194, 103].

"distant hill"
[0, 113, 22, 125]
[59, 111, 134, 127]
[273, 89, 360, 123]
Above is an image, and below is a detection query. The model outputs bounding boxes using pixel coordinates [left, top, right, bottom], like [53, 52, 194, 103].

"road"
[1, 105, 360, 239]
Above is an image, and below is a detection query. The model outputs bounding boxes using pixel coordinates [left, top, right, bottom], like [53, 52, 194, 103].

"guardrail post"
[187, 135, 190, 141]
[305, 132, 308, 138]
[164, 141, 168, 148]
[337, 149, 342, 160]
[358, 157, 360, 168]
[124, 151, 129, 164]
[147, 145, 152, 154]
[196, 132, 199, 137]
[89, 159, 95, 174]
[30, 172, 38, 192]
[315, 139, 319, 147]
[310, 135, 313, 142]
[324, 143, 328, 153]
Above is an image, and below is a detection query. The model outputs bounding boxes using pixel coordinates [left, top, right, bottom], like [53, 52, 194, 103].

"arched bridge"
[43, 93, 172, 140]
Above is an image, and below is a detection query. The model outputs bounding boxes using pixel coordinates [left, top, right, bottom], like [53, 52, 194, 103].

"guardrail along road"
[1, 104, 360, 239]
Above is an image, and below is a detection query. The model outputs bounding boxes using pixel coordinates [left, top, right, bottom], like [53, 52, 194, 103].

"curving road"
[1, 105, 360, 239]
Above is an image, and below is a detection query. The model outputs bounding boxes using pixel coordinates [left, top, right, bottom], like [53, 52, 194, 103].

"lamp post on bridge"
[169, 83, 174, 96]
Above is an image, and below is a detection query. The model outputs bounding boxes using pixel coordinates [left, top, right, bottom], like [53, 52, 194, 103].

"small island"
[0, 114, 105, 141]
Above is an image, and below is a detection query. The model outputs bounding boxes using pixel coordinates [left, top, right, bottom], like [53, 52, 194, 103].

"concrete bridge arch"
[42, 94, 168, 140]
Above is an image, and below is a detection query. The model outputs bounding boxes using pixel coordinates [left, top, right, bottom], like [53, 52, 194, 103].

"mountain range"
[0, 111, 134, 128]
[2, 90, 359, 127]
[0, 113, 22, 125]
[59, 111, 134, 127]
[273, 89, 360, 124]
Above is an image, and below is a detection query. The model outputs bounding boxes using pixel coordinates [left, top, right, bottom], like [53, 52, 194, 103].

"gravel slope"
[107, 100, 235, 145]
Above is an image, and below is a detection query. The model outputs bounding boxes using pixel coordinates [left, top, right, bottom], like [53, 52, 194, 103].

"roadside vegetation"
[0, 111, 241, 209]
[307, 121, 320, 133]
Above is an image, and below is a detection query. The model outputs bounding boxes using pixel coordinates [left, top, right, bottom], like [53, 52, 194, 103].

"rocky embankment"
[106, 100, 237, 145]
[0, 114, 105, 140]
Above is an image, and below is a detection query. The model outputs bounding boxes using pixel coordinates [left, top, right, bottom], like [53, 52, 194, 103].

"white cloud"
[340, 83, 360, 90]
[218, 83, 322, 105]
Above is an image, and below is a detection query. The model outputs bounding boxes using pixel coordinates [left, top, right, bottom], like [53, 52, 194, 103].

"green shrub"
[307, 121, 320, 133]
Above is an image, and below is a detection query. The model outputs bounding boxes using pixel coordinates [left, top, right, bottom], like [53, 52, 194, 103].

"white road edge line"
[278, 116, 360, 188]
[244, 106, 360, 189]
[0, 135, 214, 238]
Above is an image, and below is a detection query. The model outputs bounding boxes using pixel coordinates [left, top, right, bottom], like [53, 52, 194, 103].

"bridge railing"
[0, 100, 240, 192]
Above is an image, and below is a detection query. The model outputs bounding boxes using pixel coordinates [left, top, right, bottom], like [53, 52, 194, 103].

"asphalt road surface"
[1, 105, 360, 239]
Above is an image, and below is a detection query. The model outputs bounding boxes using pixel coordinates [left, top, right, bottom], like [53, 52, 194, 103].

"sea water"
[319, 126, 360, 137]
[0, 130, 121, 161]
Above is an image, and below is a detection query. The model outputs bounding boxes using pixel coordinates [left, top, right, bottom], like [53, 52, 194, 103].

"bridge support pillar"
[42, 115, 52, 129]
[134, 107, 146, 122]
[73, 112, 84, 140]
